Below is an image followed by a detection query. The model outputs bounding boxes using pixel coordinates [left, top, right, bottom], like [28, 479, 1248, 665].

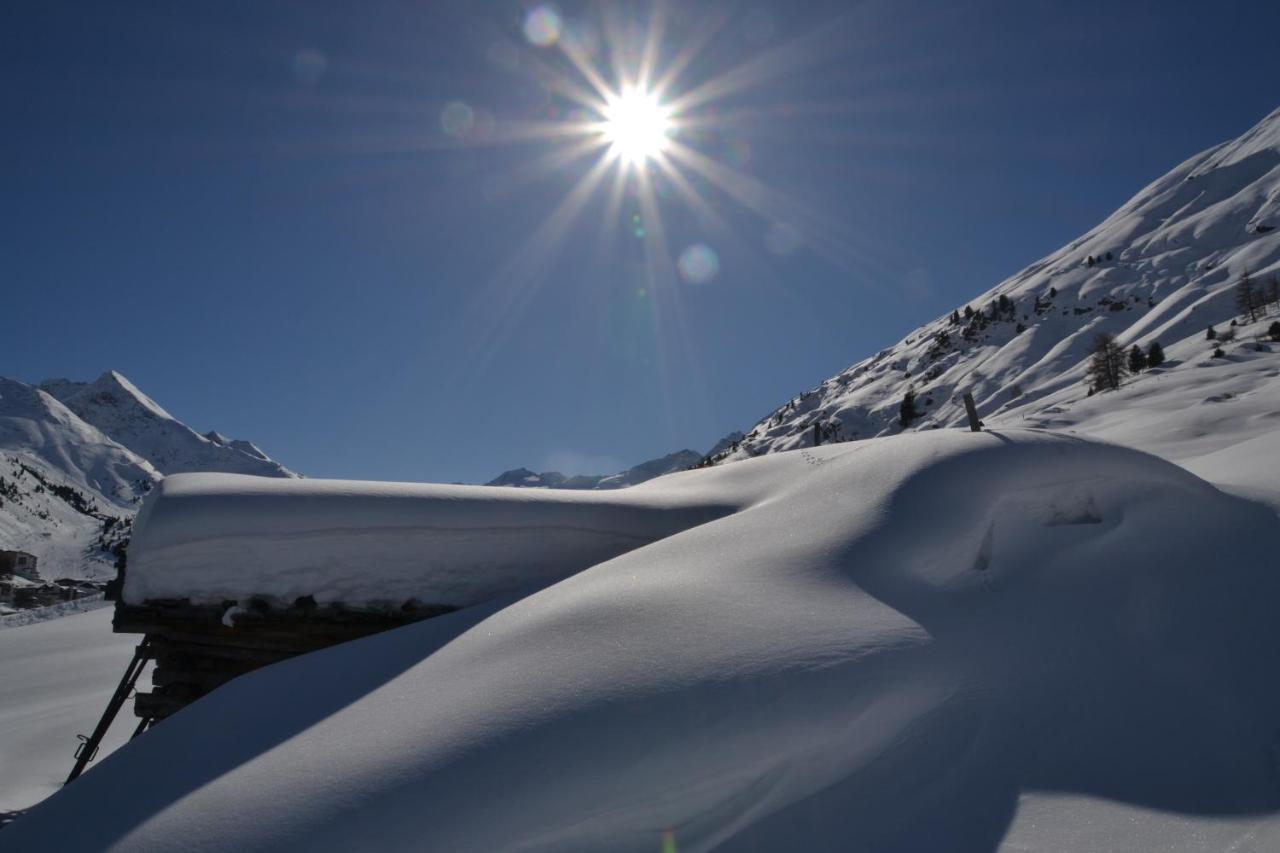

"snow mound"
[12, 430, 1280, 852]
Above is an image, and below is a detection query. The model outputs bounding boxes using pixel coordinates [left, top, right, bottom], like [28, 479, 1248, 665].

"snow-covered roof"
[123, 468, 754, 609]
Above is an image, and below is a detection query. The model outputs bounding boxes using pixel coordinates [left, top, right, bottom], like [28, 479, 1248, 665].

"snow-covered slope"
[487, 448, 703, 489]
[40, 372, 295, 479]
[0, 378, 156, 509]
[9, 430, 1280, 851]
[711, 107, 1280, 468]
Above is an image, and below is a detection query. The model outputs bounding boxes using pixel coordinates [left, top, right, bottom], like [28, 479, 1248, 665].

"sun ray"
[458, 153, 615, 373]
[663, 138, 893, 287]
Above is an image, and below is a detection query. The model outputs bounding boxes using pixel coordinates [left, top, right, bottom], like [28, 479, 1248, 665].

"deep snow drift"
[9, 430, 1280, 852]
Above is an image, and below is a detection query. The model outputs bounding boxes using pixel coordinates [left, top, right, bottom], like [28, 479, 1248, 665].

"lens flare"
[602, 87, 671, 165]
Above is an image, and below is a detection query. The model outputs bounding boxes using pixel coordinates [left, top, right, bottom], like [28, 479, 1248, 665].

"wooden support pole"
[66, 637, 151, 784]
[813, 423, 821, 447]
[963, 393, 983, 432]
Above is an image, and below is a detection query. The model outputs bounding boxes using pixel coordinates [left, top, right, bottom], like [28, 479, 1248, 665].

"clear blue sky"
[6, 0, 1279, 483]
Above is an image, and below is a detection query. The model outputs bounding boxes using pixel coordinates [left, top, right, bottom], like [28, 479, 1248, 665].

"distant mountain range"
[486, 448, 706, 490]
[0, 371, 294, 580]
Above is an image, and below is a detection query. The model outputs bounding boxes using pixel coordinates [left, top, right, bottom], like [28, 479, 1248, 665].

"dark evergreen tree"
[1105, 251, 1113, 261]
[950, 309, 961, 325]
[1270, 321, 1280, 342]
[1048, 286, 1057, 298]
[899, 389, 919, 428]
[1206, 325, 1217, 340]
[1085, 332, 1127, 392]
[1236, 270, 1258, 323]
[1127, 344, 1147, 373]
[963, 305, 974, 319]
[1146, 341, 1165, 367]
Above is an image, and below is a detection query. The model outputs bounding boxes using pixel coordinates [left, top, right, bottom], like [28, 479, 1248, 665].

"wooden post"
[813, 423, 821, 447]
[962, 393, 982, 432]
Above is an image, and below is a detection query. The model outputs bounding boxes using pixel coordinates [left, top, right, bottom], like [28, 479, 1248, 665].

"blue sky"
[6, 0, 1280, 483]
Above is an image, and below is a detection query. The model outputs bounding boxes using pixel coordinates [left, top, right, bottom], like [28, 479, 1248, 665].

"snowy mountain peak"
[39, 372, 296, 479]
[0, 377, 158, 507]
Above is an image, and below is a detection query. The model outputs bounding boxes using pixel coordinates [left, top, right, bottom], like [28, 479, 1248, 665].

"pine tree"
[1236, 270, 1258, 323]
[1146, 340, 1165, 367]
[1127, 344, 1147, 374]
[1269, 278, 1280, 313]
[1270, 321, 1280, 342]
[950, 309, 961, 325]
[1085, 332, 1127, 392]
[899, 389, 919, 428]
[1206, 325, 1217, 341]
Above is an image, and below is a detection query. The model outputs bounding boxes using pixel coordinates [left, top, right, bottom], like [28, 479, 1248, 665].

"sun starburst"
[600, 87, 671, 166]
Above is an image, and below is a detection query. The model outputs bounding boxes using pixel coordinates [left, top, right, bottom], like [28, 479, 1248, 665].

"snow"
[5, 87, 1280, 853]
[0, 372, 297, 581]
[122, 468, 749, 608]
[39, 371, 296, 479]
[0, 378, 156, 509]
[7, 430, 1280, 851]
[0, 608, 147, 813]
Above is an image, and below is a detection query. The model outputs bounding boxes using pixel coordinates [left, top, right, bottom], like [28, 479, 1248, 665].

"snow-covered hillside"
[40, 372, 295, 479]
[9, 430, 1280, 852]
[0, 373, 294, 580]
[710, 107, 1280, 469]
[487, 448, 703, 489]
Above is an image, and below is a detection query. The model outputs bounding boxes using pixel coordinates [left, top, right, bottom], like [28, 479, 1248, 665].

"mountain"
[39, 371, 296, 479]
[0, 372, 295, 582]
[487, 449, 703, 490]
[0, 379, 157, 582]
[706, 107, 1280, 473]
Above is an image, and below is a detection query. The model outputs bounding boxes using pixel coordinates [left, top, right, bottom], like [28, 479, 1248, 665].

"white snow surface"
[8, 429, 1280, 852]
[0, 608, 147, 813]
[123, 469, 745, 608]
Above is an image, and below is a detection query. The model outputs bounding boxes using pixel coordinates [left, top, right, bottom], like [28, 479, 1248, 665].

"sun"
[601, 87, 671, 166]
